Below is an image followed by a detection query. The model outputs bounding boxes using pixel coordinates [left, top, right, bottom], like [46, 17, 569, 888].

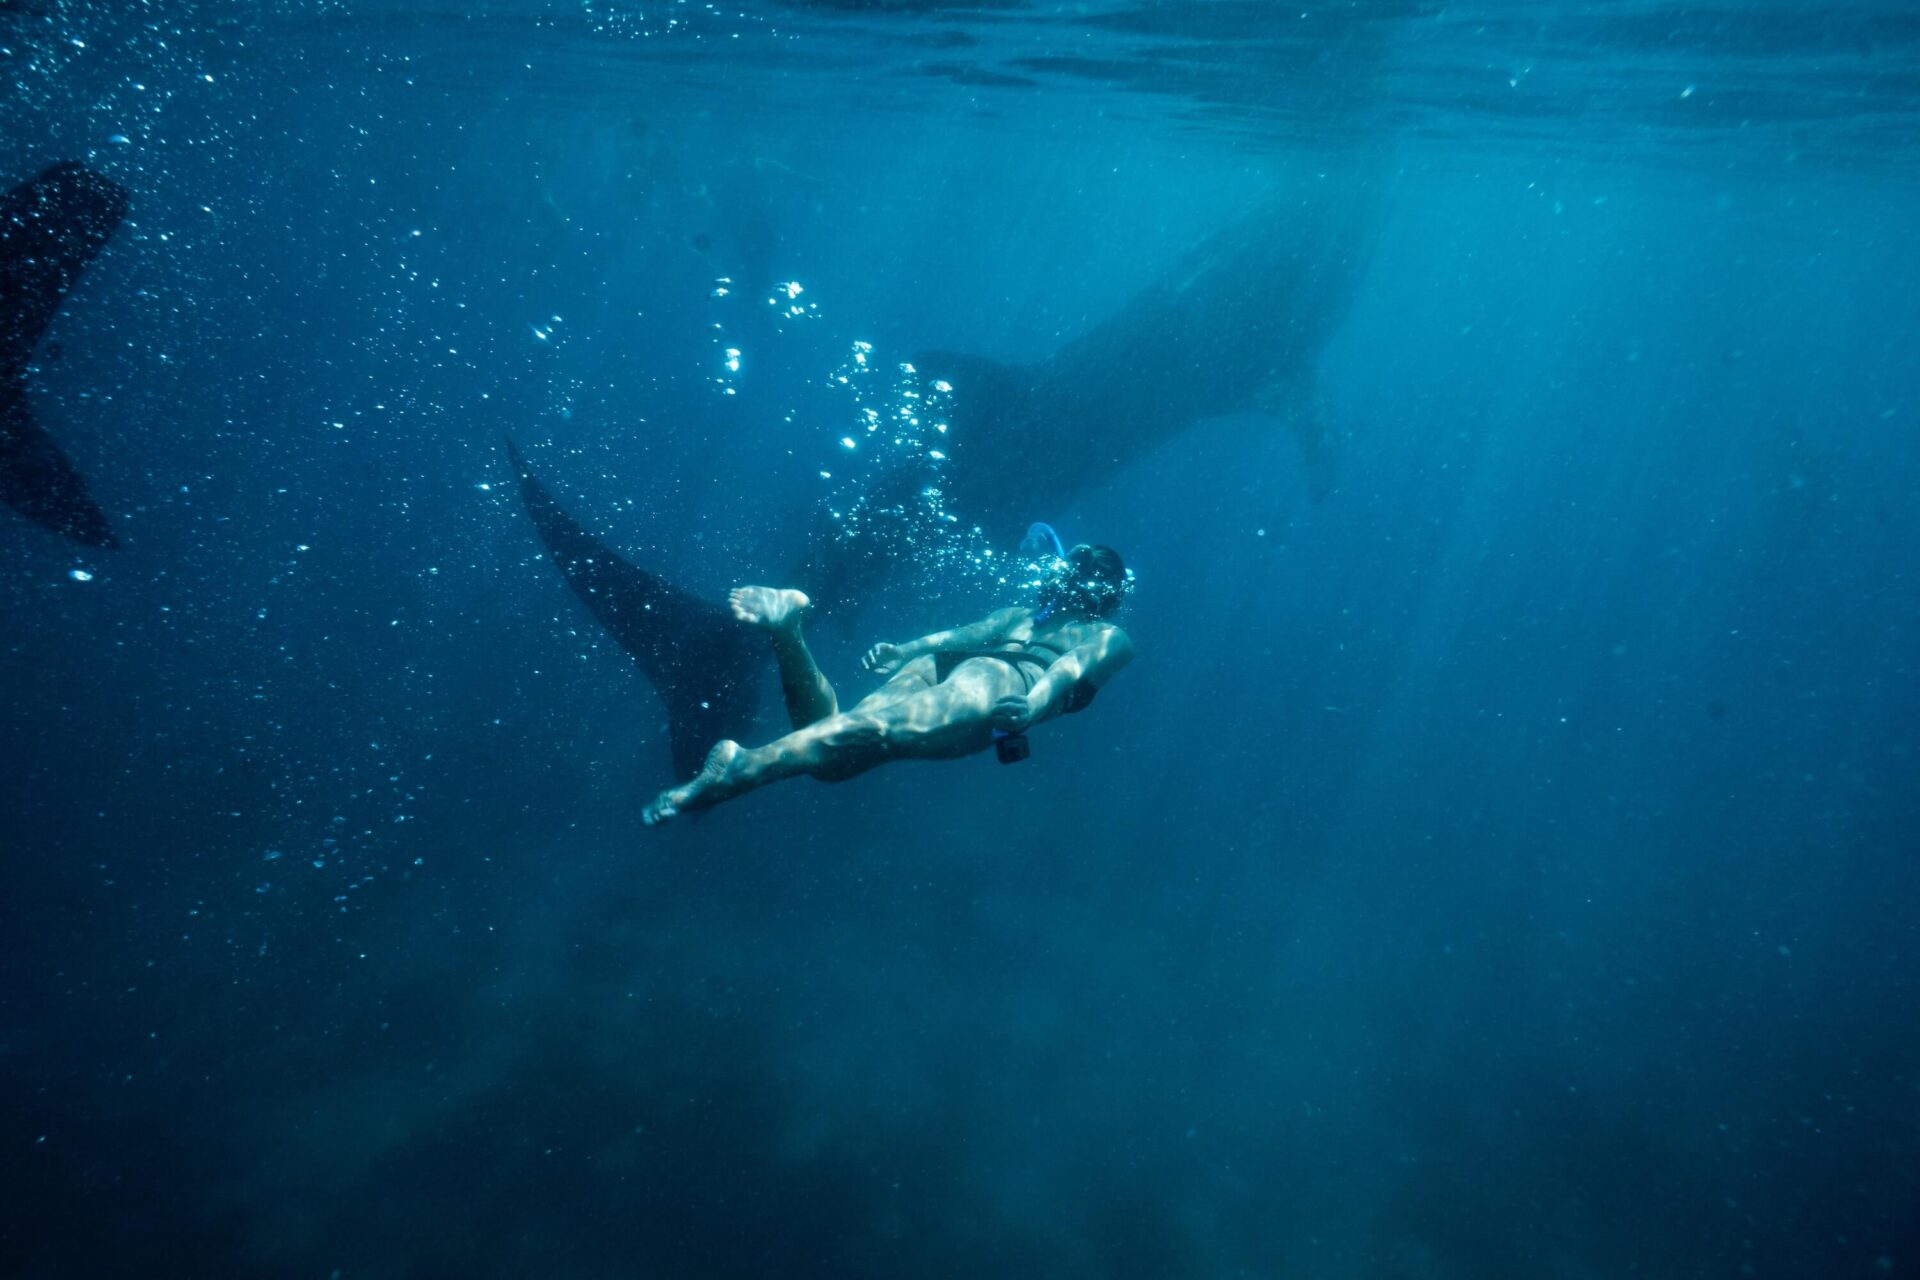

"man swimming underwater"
[641, 542, 1134, 825]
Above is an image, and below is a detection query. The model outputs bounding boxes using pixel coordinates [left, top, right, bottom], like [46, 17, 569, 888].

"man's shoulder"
[1089, 621, 1133, 657]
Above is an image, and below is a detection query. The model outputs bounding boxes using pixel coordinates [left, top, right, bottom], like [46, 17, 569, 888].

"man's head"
[1044, 543, 1131, 619]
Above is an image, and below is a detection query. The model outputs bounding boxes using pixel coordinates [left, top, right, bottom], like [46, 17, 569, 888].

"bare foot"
[729, 586, 810, 633]
[643, 740, 747, 826]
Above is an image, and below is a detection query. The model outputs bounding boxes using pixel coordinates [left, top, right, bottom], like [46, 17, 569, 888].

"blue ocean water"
[3, 2, 1918, 1276]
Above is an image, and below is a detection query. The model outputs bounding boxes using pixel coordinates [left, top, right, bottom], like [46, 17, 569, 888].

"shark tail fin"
[1, 161, 131, 547]
[506, 439, 762, 780]
[0, 393, 117, 546]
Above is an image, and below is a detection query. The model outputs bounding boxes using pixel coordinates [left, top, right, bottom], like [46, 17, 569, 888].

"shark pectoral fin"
[507, 439, 762, 779]
[1253, 383, 1340, 503]
[910, 349, 1062, 536]
[0, 392, 116, 546]
[914, 349, 1045, 417]
[1293, 396, 1340, 504]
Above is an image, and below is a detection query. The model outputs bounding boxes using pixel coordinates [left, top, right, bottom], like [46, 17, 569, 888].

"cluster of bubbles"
[581, 0, 764, 41]
[707, 276, 743, 396]
[699, 274, 1036, 603]
[237, 725, 443, 925]
[767, 277, 819, 326]
[707, 276, 819, 396]
[819, 341, 1000, 595]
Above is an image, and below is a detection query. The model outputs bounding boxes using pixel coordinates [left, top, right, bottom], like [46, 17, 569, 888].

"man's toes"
[730, 586, 786, 629]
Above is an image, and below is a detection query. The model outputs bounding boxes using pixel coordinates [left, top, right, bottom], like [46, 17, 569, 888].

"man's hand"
[862, 642, 905, 677]
[990, 694, 1036, 734]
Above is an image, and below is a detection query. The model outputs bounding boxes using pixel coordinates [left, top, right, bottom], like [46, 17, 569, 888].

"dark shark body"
[1, 161, 130, 547]
[506, 440, 761, 778]
[515, 171, 1385, 771]
[918, 166, 1385, 534]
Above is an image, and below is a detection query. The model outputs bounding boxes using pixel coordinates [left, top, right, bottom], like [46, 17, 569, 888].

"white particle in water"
[68, 569, 93, 582]
[108, 134, 131, 146]
[840, 436, 857, 449]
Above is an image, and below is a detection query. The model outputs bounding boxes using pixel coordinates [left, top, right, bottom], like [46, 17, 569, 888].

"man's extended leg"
[729, 586, 835, 729]
[642, 664, 1011, 825]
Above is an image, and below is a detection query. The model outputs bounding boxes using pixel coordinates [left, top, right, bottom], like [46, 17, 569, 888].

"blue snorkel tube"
[1022, 521, 1067, 561]
[1020, 522, 1069, 626]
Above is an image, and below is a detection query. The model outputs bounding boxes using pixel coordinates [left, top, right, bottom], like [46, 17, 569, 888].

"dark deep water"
[4, 2, 1919, 1277]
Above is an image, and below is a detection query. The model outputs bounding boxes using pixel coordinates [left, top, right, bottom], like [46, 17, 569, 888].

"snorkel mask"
[1020, 523, 1134, 620]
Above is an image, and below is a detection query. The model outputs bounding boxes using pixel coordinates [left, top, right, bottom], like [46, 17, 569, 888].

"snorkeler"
[640, 541, 1134, 825]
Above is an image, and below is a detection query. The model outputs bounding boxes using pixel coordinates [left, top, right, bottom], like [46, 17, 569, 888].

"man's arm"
[1000, 626, 1134, 728]
[863, 607, 1028, 675]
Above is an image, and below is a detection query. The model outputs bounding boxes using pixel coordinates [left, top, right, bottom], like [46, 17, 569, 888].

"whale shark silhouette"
[1, 162, 131, 548]
[514, 167, 1384, 771]
[919, 167, 1386, 535]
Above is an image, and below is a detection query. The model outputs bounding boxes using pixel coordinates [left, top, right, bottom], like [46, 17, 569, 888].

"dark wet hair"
[1063, 543, 1130, 618]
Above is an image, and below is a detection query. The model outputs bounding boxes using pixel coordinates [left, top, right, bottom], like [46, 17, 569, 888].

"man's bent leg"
[730, 586, 836, 728]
